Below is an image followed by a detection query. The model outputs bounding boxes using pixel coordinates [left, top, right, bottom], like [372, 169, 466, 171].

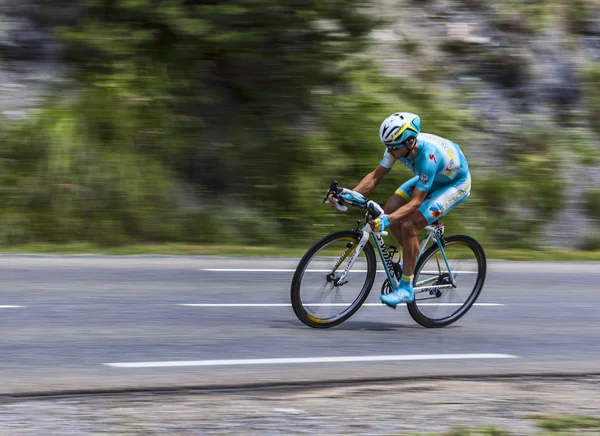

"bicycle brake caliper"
[435, 222, 445, 238]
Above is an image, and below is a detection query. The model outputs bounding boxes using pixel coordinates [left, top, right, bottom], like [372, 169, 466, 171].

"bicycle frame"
[333, 220, 456, 296]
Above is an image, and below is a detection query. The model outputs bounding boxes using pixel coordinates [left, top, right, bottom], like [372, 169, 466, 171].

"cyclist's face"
[387, 146, 405, 159]
[387, 138, 416, 159]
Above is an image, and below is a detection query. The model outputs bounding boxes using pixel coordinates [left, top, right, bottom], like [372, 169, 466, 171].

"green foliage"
[0, 104, 180, 246]
[584, 189, 600, 221]
[580, 234, 600, 251]
[508, 127, 565, 220]
[53, 0, 380, 226]
[582, 63, 600, 135]
[533, 414, 600, 432]
[0, 0, 596, 252]
[564, 0, 595, 35]
[179, 211, 231, 244]
[56, 0, 378, 125]
[0, 0, 384, 247]
[443, 426, 509, 436]
[408, 415, 600, 435]
[515, 153, 563, 220]
[567, 130, 600, 166]
[464, 125, 566, 250]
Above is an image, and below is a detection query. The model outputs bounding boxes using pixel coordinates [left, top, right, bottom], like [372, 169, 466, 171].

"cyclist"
[329, 112, 471, 307]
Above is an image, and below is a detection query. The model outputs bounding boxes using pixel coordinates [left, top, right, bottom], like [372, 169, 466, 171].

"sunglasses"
[385, 141, 407, 150]
[386, 137, 416, 151]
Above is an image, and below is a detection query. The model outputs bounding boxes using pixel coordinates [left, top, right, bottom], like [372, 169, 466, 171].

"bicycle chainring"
[380, 278, 393, 295]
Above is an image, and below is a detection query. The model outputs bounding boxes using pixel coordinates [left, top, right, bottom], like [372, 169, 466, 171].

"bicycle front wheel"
[408, 234, 486, 328]
[291, 230, 377, 328]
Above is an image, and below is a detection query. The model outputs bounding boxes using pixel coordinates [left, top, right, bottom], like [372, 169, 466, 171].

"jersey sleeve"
[380, 149, 395, 169]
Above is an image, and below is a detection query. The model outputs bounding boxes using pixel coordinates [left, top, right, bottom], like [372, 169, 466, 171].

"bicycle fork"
[328, 224, 371, 285]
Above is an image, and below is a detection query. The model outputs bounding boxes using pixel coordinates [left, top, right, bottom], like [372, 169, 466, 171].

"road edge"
[2, 371, 599, 402]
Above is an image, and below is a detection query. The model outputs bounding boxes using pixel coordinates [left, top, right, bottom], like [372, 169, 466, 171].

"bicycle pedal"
[382, 301, 397, 310]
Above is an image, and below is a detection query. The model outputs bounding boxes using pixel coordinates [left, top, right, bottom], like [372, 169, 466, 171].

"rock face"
[0, 1, 69, 118]
[369, 0, 600, 249]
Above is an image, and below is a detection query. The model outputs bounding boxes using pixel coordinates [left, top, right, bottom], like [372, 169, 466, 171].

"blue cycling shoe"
[380, 282, 415, 308]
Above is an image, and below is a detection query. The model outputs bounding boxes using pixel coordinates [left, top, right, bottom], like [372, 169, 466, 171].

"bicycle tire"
[291, 230, 377, 328]
[407, 234, 486, 328]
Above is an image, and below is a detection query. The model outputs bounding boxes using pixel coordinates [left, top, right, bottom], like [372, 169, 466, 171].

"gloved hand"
[327, 193, 347, 211]
[339, 190, 366, 206]
[370, 214, 390, 232]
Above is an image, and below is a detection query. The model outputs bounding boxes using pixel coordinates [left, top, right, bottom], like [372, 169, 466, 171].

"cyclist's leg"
[387, 176, 419, 248]
[400, 211, 428, 279]
[405, 173, 470, 287]
[384, 194, 406, 248]
[381, 209, 427, 306]
[381, 174, 471, 307]
[418, 173, 471, 225]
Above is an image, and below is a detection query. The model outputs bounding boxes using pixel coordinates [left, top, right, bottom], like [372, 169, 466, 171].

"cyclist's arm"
[353, 165, 390, 195]
[387, 187, 428, 224]
[387, 169, 435, 224]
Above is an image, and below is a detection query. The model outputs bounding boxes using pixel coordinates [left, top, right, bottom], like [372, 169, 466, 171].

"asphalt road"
[0, 255, 599, 395]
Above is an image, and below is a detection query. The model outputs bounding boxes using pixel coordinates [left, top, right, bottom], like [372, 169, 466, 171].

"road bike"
[290, 181, 487, 328]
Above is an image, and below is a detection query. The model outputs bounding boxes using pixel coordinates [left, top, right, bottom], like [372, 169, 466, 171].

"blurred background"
[0, 0, 599, 253]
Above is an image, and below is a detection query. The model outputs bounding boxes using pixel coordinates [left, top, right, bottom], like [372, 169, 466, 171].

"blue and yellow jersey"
[380, 133, 470, 192]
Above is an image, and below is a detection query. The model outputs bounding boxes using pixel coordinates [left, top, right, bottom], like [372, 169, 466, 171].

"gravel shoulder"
[2, 377, 600, 435]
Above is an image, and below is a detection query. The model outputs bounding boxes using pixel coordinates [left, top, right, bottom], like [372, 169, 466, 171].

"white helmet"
[379, 112, 421, 147]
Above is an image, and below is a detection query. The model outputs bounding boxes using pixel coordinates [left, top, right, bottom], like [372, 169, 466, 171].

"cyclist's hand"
[327, 193, 339, 210]
[370, 214, 390, 232]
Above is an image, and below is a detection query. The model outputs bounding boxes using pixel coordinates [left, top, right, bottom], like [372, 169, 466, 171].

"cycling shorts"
[395, 173, 471, 224]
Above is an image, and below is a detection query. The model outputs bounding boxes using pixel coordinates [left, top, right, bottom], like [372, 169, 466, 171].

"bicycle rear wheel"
[408, 234, 486, 328]
[291, 230, 377, 328]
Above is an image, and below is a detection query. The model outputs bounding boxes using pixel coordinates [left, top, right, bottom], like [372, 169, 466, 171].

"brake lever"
[322, 180, 338, 204]
[322, 181, 347, 211]
[321, 188, 331, 204]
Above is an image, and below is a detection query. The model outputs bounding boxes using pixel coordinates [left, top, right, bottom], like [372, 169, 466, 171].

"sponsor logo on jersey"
[438, 186, 469, 210]
[429, 204, 444, 219]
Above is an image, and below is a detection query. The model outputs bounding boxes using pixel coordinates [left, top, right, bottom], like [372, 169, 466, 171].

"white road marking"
[0, 305, 23, 308]
[105, 353, 518, 368]
[178, 303, 505, 307]
[273, 408, 305, 415]
[204, 268, 297, 272]
[181, 303, 291, 307]
[202, 269, 477, 273]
